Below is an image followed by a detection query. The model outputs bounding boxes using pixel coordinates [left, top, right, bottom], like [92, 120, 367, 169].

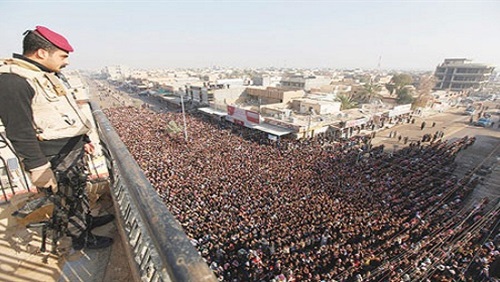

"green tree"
[165, 121, 182, 134]
[356, 83, 382, 103]
[397, 87, 415, 104]
[228, 70, 244, 79]
[386, 73, 413, 95]
[336, 93, 358, 110]
[359, 74, 372, 84]
[385, 83, 396, 95]
[392, 74, 413, 89]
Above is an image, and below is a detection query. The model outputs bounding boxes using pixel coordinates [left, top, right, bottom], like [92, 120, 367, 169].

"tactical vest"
[0, 58, 92, 140]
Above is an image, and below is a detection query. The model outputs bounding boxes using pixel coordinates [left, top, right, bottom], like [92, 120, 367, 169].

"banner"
[388, 104, 412, 117]
[345, 117, 368, 128]
[246, 110, 260, 124]
[227, 105, 260, 125]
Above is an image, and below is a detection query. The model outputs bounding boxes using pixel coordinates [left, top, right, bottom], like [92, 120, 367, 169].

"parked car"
[474, 118, 492, 127]
[464, 106, 476, 115]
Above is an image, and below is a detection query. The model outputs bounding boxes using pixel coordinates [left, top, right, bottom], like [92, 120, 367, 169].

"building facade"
[434, 58, 494, 91]
[103, 65, 131, 81]
[280, 75, 332, 91]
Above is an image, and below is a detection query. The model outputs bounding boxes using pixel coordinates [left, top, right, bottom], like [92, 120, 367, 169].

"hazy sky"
[1, 1, 499, 71]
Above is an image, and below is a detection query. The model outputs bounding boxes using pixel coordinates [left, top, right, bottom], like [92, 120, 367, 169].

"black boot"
[72, 232, 113, 250]
[88, 214, 115, 230]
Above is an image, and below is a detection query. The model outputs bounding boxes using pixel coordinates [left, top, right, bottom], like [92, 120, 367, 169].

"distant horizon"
[78, 65, 439, 74]
[1, 1, 499, 72]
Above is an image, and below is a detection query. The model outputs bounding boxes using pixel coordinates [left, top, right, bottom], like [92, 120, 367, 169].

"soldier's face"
[43, 49, 69, 72]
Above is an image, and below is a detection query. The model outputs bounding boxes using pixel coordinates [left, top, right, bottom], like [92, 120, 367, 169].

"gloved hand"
[30, 163, 58, 193]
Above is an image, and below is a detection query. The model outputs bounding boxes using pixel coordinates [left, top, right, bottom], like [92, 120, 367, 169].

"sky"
[1, 1, 499, 71]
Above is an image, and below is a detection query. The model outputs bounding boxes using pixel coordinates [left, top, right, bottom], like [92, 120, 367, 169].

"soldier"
[0, 26, 114, 250]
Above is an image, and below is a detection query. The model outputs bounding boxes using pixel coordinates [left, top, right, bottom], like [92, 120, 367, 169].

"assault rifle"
[14, 169, 88, 253]
[24, 191, 66, 253]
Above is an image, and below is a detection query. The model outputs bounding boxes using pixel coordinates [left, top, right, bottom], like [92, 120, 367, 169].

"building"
[245, 87, 305, 104]
[251, 75, 281, 87]
[216, 78, 246, 88]
[434, 58, 494, 91]
[103, 65, 131, 81]
[279, 75, 332, 91]
[290, 98, 341, 115]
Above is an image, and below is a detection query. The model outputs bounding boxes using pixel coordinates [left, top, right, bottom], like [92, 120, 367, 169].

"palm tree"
[357, 82, 382, 103]
[336, 93, 358, 110]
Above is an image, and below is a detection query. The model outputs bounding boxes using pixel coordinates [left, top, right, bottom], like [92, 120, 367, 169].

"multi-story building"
[103, 65, 131, 81]
[434, 58, 494, 91]
[245, 86, 305, 104]
[279, 75, 332, 91]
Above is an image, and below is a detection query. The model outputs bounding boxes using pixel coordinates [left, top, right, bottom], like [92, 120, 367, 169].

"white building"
[280, 75, 332, 91]
[103, 65, 131, 81]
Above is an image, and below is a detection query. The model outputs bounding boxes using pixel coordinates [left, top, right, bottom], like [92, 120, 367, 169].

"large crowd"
[105, 106, 499, 282]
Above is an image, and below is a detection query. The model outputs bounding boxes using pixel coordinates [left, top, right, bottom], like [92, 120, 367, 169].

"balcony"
[0, 102, 217, 282]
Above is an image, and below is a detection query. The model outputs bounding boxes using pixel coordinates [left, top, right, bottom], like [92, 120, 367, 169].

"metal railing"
[90, 102, 217, 282]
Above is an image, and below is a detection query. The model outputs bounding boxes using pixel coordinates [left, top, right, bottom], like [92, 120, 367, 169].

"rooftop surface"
[0, 192, 131, 282]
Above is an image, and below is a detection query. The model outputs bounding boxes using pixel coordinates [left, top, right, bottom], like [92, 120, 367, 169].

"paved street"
[89, 79, 500, 207]
[371, 106, 492, 149]
[371, 104, 500, 209]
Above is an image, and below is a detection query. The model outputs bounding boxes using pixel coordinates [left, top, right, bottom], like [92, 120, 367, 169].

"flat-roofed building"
[216, 78, 245, 88]
[280, 75, 332, 91]
[434, 58, 494, 91]
[251, 75, 281, 87]
[103, 65, 131, 81]
[245, 87, 305, 104]
[291, 98, 341, 115]
[318, 83, 352, 95]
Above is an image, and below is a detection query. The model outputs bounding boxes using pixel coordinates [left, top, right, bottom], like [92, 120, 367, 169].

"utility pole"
[307, 112, 312, 138]
[181, 87, 188, 141]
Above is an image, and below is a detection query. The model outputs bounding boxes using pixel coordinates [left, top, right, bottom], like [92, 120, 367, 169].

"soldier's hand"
[84, 142, 95, 155]
[30, 163, 58, 193]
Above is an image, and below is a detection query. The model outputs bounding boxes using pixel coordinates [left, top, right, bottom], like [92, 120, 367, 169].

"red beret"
[35, 26, 74, 53]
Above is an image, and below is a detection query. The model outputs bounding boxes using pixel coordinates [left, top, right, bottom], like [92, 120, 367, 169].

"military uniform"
[0, 26, 113, 250]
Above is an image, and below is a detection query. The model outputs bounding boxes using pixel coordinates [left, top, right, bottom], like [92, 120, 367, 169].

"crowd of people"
[105, 106, 499, 282]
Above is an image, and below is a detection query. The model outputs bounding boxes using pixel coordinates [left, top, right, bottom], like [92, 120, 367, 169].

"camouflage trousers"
[49, 148, 90, 238]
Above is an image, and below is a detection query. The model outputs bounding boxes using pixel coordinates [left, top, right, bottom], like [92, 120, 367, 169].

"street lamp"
[307, 114, 312, 138]
[181, 85, 188, 141]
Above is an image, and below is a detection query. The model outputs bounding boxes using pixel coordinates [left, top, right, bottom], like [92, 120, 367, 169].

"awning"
[198, 107, 293, 136]
[198, 107, 227, 117]
[245, 122, 294, 136]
